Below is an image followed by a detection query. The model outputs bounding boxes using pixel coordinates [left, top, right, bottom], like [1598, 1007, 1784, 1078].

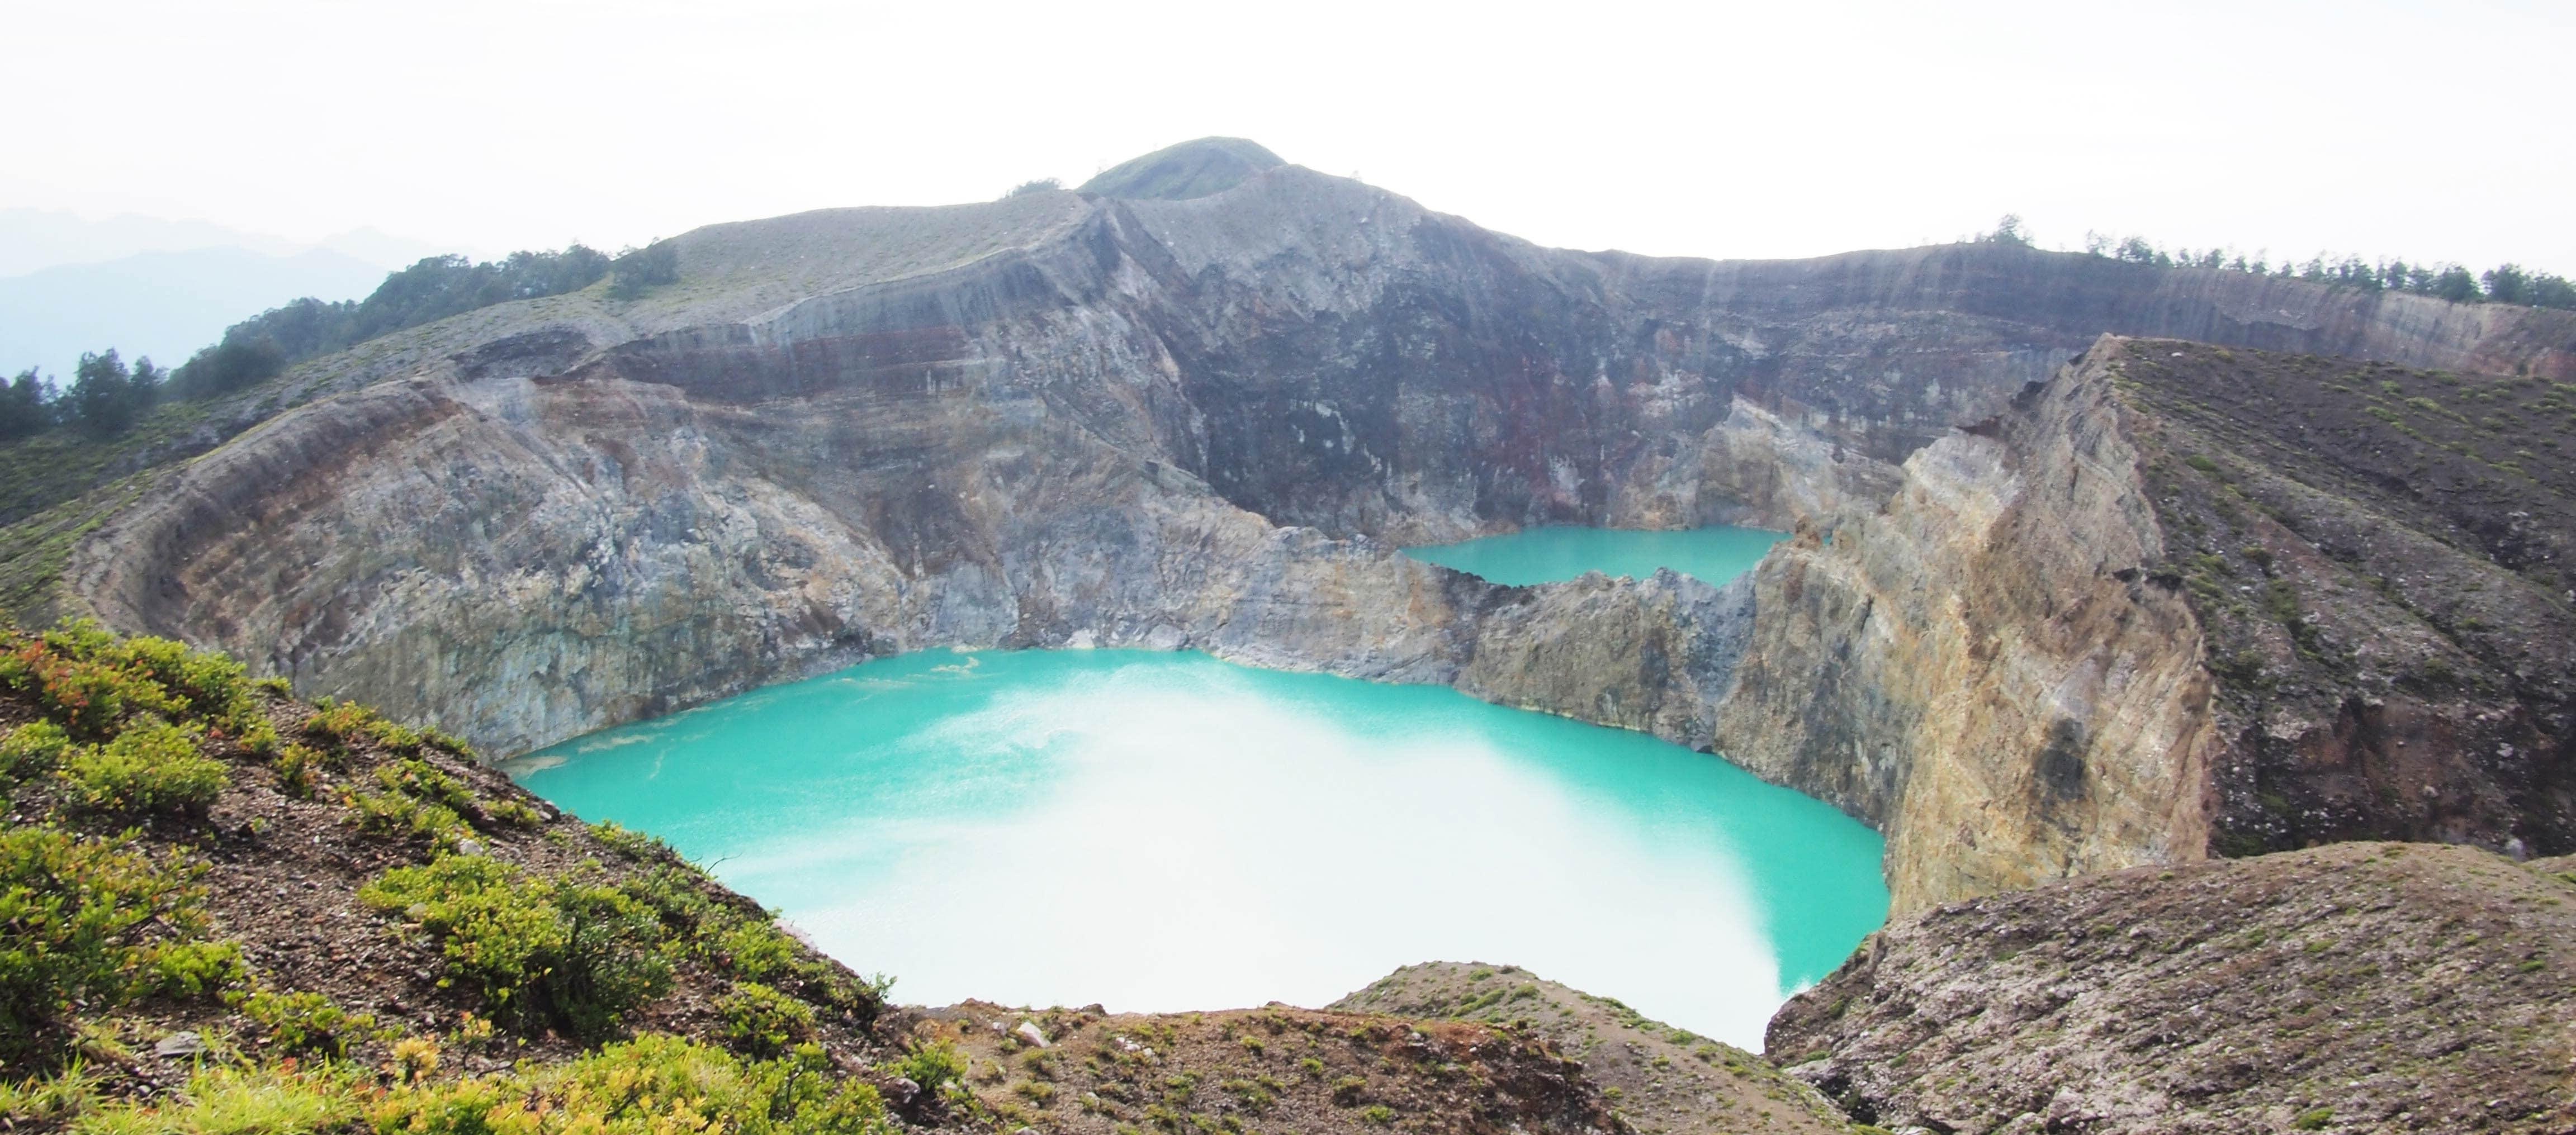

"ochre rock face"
[55, 162, 2576, 907]
[1715, 353, 2221, 909]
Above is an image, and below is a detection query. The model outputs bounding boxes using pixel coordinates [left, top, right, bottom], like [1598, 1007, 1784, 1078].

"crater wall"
[55, 160, 2576, 907]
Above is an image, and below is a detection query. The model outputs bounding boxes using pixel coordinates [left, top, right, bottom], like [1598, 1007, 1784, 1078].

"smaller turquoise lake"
[1401, 524, 1786, 587]
[511, 649, 1886, 1047]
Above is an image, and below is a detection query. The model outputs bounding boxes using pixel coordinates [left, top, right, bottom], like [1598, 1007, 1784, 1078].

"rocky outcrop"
[1713, 337, 2574, 909]
[1714, 350, 2219, 908]
[1332, 961, 1854, 1135]
[1767, 843, 2576, 1134]
[43, 141, 2576, 906]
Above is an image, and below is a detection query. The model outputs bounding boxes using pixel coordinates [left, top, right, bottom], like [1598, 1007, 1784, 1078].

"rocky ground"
[1331, 962, 1856, 1135]
[917, 999, 1622, 1135]
[1768, 842, 2576, 1134]
[2113, 339, 2575, 857]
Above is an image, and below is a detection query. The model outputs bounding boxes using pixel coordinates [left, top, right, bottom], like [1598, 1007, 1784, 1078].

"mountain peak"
[1078, 137, 1285, 201]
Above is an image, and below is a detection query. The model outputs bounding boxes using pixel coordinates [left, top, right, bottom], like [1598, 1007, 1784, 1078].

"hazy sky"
[11, 0, 2570, 272]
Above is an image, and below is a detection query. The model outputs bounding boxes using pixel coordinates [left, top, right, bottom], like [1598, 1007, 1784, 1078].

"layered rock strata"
[44, 144, 2576, 907]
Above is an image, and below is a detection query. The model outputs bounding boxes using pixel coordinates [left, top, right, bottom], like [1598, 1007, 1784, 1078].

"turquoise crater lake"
[510, 649, 1886, 1047]
[1402, 524, 1786, 587]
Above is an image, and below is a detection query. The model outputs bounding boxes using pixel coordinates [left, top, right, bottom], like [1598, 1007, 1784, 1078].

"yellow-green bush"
[0, 825, 224, 1054]
[0, 720, 68, 779]
[306, 699, 423, 756]
[64, 722, 228, 816]
[238, 989, 378, 1058]
[717, 982, 816, 1058]
[359, 856, 670, 1040]
[370, 1033, 889, 1134]
[347, 759, 481, 847]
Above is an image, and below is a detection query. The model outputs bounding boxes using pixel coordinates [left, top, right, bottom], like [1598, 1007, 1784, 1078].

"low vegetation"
[0, 618, 903, 1133]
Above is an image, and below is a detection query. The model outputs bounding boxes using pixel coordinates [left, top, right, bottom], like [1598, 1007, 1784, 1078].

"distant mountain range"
[0, 207, 451, 377]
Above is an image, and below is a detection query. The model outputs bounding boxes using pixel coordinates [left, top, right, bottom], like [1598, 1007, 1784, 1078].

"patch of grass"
[370, 1033, 887, 1134]
[73, 1061, 366, 1135]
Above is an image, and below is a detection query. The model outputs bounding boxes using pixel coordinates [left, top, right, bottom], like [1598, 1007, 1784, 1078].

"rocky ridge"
[1716, 336, 2574, 908]
[1768, 842, 2576, 1134]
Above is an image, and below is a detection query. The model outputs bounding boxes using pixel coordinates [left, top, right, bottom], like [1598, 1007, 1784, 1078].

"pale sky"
[10, 0, 2571, 273]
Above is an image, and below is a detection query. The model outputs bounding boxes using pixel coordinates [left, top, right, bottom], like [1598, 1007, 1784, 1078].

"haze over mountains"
[0, 207, 449, 378]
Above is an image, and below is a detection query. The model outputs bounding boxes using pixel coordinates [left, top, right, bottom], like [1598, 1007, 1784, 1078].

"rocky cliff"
[30, 139, 2576, 908]
[1720, 336, 2574, 908]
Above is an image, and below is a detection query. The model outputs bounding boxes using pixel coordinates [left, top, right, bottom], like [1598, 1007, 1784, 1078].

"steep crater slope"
[1716, 337, 2574, 908]
[1769, 843, 2576, 1134]
[30, 141, 2576, 909]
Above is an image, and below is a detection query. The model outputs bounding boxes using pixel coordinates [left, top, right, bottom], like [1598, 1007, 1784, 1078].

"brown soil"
[1330, 962, 1858, 1134]
[916, 998, 1620, 1135]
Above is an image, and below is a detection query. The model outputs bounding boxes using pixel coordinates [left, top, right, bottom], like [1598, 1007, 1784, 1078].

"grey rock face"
[58, 158, 2576, 905]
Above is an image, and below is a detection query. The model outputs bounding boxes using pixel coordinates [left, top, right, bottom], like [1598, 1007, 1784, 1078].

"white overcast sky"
[10, 0, 2571, 273]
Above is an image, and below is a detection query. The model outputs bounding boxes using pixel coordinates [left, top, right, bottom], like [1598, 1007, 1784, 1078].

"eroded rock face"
[55, 157, 2576, 906]
[1715, 338, 2574, 909]
[1767, 843, 2576, 1134]
[1716, 349, 2222, 909]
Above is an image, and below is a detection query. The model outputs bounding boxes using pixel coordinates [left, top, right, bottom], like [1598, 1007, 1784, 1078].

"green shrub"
[1359, 1104, 1396, 1124]
[1332, 1075, 1367, 1104]
[239, 989, 377, 1058]
[305, 699, 423, 754]
[0, 825, 221, 1052]
[0, 634, 172, 738]
[270, 743, 326, 799]
[717, 981, 817, 1058]
[347, 758, 489, 847]
[102, 634, 257, 737]
[64, 722, 228, 815]
[359, 856, 671, 1039]
[0, 721, 69, 778]
[890, 1038, 967, 1095]
[371, 1033, 886, 1134]
[590, 819, 671, 861]
[131, 939, 247, 999]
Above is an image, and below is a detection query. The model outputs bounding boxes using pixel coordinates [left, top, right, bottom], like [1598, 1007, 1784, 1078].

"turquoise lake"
[1403, 524, 1786, 587]
[509, 649, 1886, 1047]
